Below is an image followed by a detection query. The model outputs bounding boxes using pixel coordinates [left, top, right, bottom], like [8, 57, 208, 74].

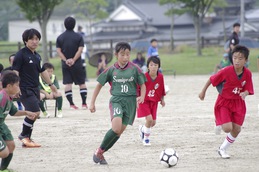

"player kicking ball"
[199, 45, 254, 159]
[137, 56, 166, 146]
[0, 71, 37, 172]
[89, 42, 146, 164]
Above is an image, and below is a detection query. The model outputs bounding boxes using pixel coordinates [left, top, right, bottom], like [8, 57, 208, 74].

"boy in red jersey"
[138, 56, 166, 146]
[89, 42, 146, 165]
[199, 45, 254, 159]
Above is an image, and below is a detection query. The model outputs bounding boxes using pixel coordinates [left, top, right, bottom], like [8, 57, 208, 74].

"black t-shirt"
[12, 47, 45, 88]
[56, 30, 84, 68]
[228, 32, 239, 49]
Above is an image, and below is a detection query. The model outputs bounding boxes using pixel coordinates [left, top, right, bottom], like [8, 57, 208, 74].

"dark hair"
[9, 54, 15, 63]
[0, 63, 3, 73]
[64, 16, 76, 30]
[232, 45, 249, 60]
[115, 42, 131, 53]
[150, 38, 157, 43]
[147, 56, 160, 68]
[43, 62, 54, 70]
[22, 28, 41, 46]
[233, 22, 240, 27]
[1, 71, 19, 88]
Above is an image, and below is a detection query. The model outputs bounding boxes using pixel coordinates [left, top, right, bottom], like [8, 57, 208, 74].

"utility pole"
[240, 0, 245, 37]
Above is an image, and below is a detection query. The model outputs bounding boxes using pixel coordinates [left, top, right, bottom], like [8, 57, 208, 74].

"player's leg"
[63, 68, 77, 109]
[52, 92, 63, 118]
[79, 84, 87, 109]
[39, 93, 50, 118]
[137, 102, 151, 142]
[0, 140, 14, 171]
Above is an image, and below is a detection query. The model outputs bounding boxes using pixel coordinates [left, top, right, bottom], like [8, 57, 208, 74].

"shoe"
[215, 125, 222, 135]
[70, 105, 79, 110]
[218, 147, 230, 159]
[0, 169, 14, 172]
[18, 135, 41, 148]
[143, 139, 151, 146]
[43, 111, 50, 118]
[57, 111, 63, 118]
[93, 148, 108, 165]
[82, 104, 88, 110]
[138, 125, 144, 141]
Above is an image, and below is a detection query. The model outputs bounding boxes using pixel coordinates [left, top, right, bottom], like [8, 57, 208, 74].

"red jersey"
[210, 66, 254, 99]
[144, 72, 166, 102]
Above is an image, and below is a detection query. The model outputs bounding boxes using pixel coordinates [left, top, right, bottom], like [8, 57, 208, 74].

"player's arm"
[89, 83, 103, 113]
[160, 96, 165, 107]
[14, 110, 37, 120]
[40, 71, 58, 94]
[199, 79, 211, 100]
[56, 48, 67, 62]
[137, 83, 146, 106]
[71, 46, 84, 64]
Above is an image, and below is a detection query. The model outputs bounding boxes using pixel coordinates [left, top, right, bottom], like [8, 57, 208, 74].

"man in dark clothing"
[227, 22, 240, 64]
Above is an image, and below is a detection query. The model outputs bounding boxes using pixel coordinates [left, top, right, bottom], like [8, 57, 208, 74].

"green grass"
[1, 44, 259, 79]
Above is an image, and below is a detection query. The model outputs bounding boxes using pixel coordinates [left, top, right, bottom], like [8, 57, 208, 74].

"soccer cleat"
[57, 111, 63, 118]
[143, 139, 151, 146]
[218, 147, 230, 159]
[215, 125, 222, 135]
[43, 111, 50, 118]
[82, 104, 88, 110]
[18, 135, 41, 148]
[93, 148, 108, 165]
[70, 105, 79, 110]
[138, 125, 144, 141]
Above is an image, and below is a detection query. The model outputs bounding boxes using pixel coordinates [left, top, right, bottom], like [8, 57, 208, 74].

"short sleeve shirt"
[12, 47, 45, 88]
[97, 62, 146, 96]
[210, 66, 254, 99]
[147, 46, 158, 57]
[229, 32, 239, 49]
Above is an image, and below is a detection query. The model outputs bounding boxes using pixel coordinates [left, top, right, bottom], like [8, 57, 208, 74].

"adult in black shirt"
[227, 23, 240, 64]
[56, 17, 88, 110]
[12, 28, 57, 147]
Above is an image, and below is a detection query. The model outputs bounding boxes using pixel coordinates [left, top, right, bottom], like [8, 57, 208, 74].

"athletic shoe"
[57, 111, 63, 118]
[82, 104, 88, 110]
[138, 125, 144, 141]
[18, 135, 41, 148]
[215, 125, 222, 135]
[0, 169, 14, 172]
[43, 111, 50, 118]
[93, 148, 108, 165]
[143, 139, 151, 146]
[218, 147, 230, 159]
[70, 105, 79, 110]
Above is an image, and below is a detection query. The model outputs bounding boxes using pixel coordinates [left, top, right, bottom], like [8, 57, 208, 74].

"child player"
[138, 56, 165, 146]
[0, 71, 36, 171]
[199, 45, 254, 159]
[89, 42, 146, 165]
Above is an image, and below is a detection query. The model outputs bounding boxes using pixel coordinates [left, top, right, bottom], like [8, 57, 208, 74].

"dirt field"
[6, 74, 259, 172]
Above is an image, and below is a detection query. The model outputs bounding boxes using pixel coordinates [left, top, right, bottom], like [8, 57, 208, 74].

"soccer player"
[0, 71, 36, 171]
[89, 42, 146, 165]
[138, 56, 166, 146]
[199, 45, 254, 159]
[226, 22, 240, 64]
[147, 38, 159, 58]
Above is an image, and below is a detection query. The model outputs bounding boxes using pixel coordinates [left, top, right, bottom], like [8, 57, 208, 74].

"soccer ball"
[160, 148, 179, 168]
[164, 85, 170, 94]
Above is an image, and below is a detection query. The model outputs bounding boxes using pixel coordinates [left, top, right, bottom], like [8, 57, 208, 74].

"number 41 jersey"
[210, 66, 254, 99]
[97, 62, 146, 96]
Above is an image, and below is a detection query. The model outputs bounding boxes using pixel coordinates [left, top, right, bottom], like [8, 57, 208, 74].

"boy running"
[0, 71, 36, 171]
[138, 56, 166, 146]
[89, 42, 146, 165]
[199, 45, 254, 159]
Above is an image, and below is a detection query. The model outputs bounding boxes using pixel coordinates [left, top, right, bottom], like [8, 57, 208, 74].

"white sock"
[143, 125, 151, 140]
[220, 133, 236, 150]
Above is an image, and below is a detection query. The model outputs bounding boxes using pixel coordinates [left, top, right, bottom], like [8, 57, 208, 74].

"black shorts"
[62, 65, 86, 85]
[20, 87, 40, 112]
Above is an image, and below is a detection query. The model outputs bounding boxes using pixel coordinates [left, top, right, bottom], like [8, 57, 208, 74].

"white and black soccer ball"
[160, 148, 179, 168]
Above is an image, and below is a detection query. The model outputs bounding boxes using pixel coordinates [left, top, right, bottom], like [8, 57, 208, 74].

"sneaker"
[57, 111, 63, 118]
[18, 135, 41, 148]
[93, 148, 108, 165]
[43, 111, 50, 118]
[82, 104, 88, 110]
[215, 125, 222, 135]
[138, 125, 144, 141]
[218, 147, 230, 159]
[70, 105, 79, 110]
[143, 139, 151, 146]
[0, 169, 14, 172]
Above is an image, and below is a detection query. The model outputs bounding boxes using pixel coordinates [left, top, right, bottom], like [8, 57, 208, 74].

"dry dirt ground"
[6, 74, 259, 172]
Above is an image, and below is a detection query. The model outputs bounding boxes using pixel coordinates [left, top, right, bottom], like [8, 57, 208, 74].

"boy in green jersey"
[89, 42, 146, 165]
[0, 71, 36, 171]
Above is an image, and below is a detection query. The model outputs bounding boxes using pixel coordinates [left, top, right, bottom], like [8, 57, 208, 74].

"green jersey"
[0, 90, 18, 125]
[97, 62, 146, 96]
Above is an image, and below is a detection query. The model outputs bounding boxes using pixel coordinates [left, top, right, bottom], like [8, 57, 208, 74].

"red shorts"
[214, 95, 246, 126]
[137, 101, 158, 120]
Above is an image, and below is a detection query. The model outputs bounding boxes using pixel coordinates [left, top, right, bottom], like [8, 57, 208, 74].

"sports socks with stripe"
[220, 133, 236, 150]
[80, 88, 87, 105]
[65, 90, 74, 105]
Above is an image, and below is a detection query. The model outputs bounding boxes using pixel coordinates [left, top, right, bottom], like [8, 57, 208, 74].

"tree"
[16, 0, 63, 63]
[160, 0, 225, 56]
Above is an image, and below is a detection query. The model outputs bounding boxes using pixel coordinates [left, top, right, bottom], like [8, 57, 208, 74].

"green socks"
[100, 129, 120, 152]
[56, 96, 63, 111]
[0, 153, 13, 170]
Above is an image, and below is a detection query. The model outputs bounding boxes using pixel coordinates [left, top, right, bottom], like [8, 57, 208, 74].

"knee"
[0, 148, 10, 158]
[8, 142, 15, 153]
[222, 125, 232, 133]
[151, 121, 156, 127]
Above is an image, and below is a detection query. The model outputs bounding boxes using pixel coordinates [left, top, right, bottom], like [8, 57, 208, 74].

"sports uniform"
[228, 31, 239, 64]
[137, 72, 165, 120]
[97, 61, 146, 125]
[210, 66, 254, 126]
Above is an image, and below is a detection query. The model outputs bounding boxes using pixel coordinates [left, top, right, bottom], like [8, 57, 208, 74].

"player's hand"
[50, 85, 58, 96]
[198, 92, 205, 100]
[240, 91, 248, 100]
[136, 96, 144, 108]
[89, 104, 96, 113]
[26, 111, 37, 120]
[160, 100, 165, 107]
